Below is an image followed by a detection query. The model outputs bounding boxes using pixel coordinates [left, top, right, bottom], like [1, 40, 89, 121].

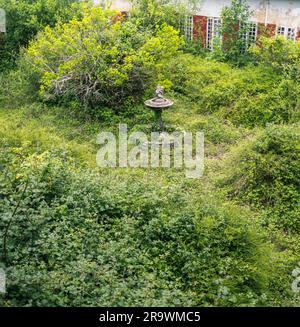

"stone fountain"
[144, 85, 173, 132]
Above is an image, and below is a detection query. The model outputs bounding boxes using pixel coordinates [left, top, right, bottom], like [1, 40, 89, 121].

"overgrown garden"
[0, 0, 299, 306]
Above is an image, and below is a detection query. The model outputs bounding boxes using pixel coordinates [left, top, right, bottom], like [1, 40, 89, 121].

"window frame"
[184, 15, 194, 41]
[277, 25, 296, 41]
[240, 21, 258, 52]
[206, 17, 222, 51]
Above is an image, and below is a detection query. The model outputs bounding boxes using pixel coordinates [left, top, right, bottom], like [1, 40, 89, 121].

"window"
[277, 26, 296, 41]
[184, 16, 193, 41]
[241, 22, 258, 52]
[277, 26, 285, 36]
[247, 22, 258, 44]
[287, 27, 296, 41]
[207, 17, 221, 51]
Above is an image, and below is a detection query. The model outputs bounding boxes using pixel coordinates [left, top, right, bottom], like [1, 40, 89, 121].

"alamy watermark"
[0, 9, 6, 33]
[0, 268, 6, 294]
[96, 124, 204, 179]
[291, 267, 300, 293]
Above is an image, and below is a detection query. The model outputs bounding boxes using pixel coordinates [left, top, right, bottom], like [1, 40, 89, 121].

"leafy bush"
[250, 36, 300, 80]
[24, 6, 183, 110]
[218, 0, 254, 65]
[0, 61, 40, 108]
[130, 0, 196, 32]
[0, 0, 87, 70]
[247, 37, 300, 125]
[0, 103, 97, 166]
[220, 125, 300, 233]
[0, 144, 290, 306]
[165, 54, 299, 127]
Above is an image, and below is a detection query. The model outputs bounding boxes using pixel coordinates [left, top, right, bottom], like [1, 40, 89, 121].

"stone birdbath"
[144, 85, 173, 132]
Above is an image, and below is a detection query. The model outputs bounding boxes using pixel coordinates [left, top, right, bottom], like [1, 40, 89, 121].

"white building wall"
[196, 0, 300, 28]
[92, 0, 300, 29]
[264, 0, 300, 27]
[93, 0, 131, 11]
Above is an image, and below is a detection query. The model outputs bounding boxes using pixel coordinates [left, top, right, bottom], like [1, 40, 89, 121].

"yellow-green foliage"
[0, 0, 88, 70]
[0, 106, 96, 166]
[25, 6, 183, 109]
[1, 16, 300, 306]
[220, 124, 300, 232]
[165, 54, 299, 127]
[0, 93, 299, 307]
[250, 36, 300, 79]
[0, 136, 288, 307]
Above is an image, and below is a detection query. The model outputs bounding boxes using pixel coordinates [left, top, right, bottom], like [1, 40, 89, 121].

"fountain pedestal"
[144, 86, 173, 132]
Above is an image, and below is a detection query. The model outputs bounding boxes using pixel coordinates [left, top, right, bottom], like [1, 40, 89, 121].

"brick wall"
[257, 23, 277, 38]
[192, 15, 300, 46]
[193, 16, 207, 47]
[296, 28, 300, 41]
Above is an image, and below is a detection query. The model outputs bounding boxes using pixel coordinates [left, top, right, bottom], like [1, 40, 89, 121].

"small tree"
[219, 0, 252, 64]
[0, 0, 89, 71]
[250, 36, 300, 116]
[25, 7, 183, 109]
[250, 36, 300, 80]
[129, 0, 200, 32]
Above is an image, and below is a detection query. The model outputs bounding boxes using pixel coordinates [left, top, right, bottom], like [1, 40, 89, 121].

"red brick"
[257, 23, 276, 39]
[296, 28, 300, 41]
[193, 15, 207, 47]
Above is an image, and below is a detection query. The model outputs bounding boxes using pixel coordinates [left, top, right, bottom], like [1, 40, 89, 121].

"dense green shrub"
[250, 36, 300, 80]
[0, 145, 291, 306]
[165, 54, 299, 127]
[0, 60, 40, 108]
[0, 0, 87, 71]
[183, 39, 208, 56]
[130, 0, 196, 32]
[24, 6, 183, 109]
[217, 0, 254, 65]
[220, 125, 300, 233]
